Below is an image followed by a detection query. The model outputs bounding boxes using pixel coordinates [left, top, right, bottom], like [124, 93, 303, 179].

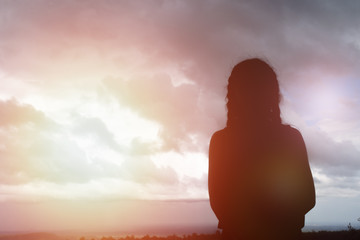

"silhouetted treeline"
[95, 230, 360, 240]
[99, 233, 221, 240]
[303, 229, 360, 240]
[2, 230, 360, 240]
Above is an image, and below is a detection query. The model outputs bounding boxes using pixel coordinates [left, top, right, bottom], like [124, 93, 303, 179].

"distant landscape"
[1, 223, 359, 240]
[1, 229, 360, 240]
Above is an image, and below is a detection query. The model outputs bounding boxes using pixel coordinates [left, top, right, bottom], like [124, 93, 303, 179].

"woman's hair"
[226, 58, 281, 127]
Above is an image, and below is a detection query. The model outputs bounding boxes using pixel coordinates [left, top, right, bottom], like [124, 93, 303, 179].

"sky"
[0, 0, 360, 232]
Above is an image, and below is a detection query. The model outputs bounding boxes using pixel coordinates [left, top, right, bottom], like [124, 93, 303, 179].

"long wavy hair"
[226, 58, 281, 127]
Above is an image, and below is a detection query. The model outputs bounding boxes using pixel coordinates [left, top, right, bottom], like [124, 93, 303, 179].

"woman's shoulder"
[277, 124, 306, 150]
[279, 124, 303, 139]
[210, 128, 226, 144]
[210, 128, 235, 148]
[210, 127, 234, 141]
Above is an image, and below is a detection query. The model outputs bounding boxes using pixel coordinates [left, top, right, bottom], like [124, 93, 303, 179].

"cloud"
[0, 99, 56, 183]
[72, 116, 123, 152]
[0, 99, 97, 184]
[0, 99, 51, 127]
[281, 102, 360, 197]
[2, 0, 360, 84]
[0, 98, 190, 201]
[102, 74, 218, 152]
[121, 157, 178, 185]
[1, 0, 360, 204]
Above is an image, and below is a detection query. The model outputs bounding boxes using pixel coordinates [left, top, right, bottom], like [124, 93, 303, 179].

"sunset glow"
[1, 0, 360, 233]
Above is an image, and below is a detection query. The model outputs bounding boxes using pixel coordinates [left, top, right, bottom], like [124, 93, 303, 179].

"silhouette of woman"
[208, 58, 315, 240]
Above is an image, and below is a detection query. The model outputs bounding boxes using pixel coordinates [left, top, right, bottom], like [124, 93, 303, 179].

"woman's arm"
[208, 131, 229, 226]
[293, 129, 316, 214]
[208, 132, 222, 221]
[277, 127, 316, 215]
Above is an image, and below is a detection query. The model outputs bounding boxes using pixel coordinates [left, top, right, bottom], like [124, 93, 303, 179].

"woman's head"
[226, 58, 281, 127]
